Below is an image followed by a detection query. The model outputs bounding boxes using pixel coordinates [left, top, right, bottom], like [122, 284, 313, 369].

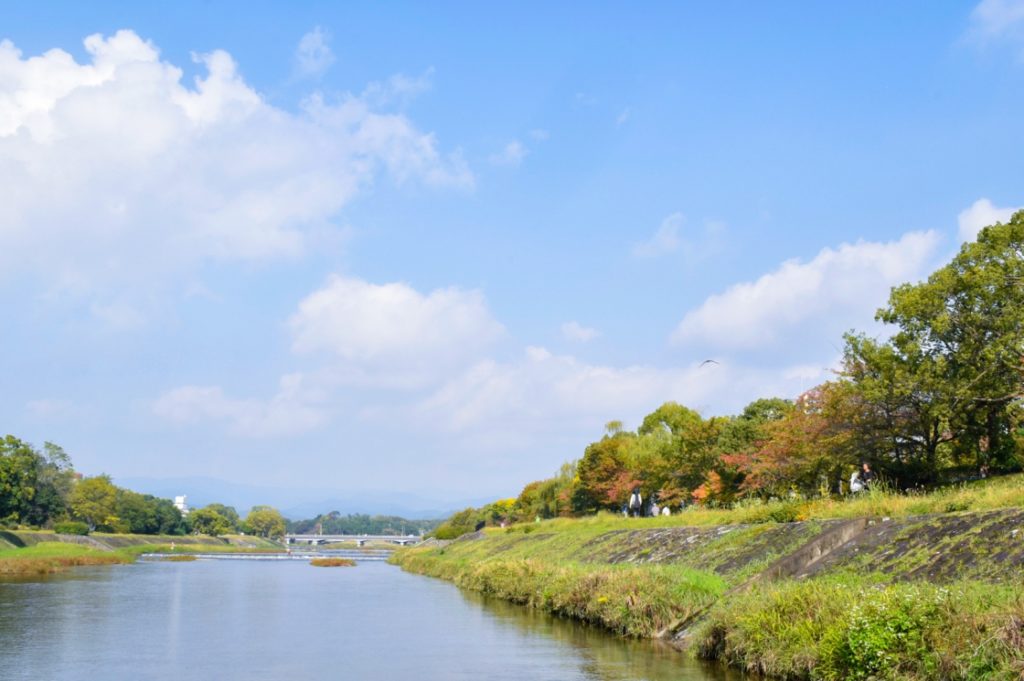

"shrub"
[53, 521, 90, 535]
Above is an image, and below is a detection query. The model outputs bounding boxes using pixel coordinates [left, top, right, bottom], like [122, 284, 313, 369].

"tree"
[574, 431, 637, 513]
[0, 436, 75, 526]
[877, 210, 1024, 472]
[69, 475, 118, 531]
[840, 209, 1024, 483]
[188, 506, 234, 536]
[203, 504, 240, 532]
[244, 506, 285, 538]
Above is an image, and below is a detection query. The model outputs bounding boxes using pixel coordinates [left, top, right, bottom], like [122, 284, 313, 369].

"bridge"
[283, 533, 422, 547]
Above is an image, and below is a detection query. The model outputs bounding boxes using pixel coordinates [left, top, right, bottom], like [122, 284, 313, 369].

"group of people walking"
[622, 462, 878, 519]
[623, 487, 674, 518]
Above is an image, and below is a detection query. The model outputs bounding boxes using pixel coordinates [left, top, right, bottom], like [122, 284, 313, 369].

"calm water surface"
[0, 559, 744, 680]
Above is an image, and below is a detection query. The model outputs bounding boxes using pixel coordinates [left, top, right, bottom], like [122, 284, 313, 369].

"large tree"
[845, 209, 1024, 482]
[69, 475, 119, 531]
[0, 436, 74, 526]
[244, 506, 285, 538]
[188, 506, 235, 536]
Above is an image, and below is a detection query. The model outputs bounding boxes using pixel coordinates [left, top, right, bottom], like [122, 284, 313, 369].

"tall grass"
[696, 578, 1024, 680]
[396, 551, 725, 638]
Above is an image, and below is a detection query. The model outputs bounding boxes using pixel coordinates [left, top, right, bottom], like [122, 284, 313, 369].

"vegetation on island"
[435, 211, 1024, 540]
[309, 557, 356, 567]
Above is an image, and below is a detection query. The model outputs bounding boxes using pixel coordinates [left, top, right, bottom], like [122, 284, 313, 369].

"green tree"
[188, 506, 235, 536]
[0, 435, 41, 525]
[0, 437, 76, 526]
[243, 506, 286, 538]
[69, 475, 119, 531]
[878, 210, 1024, 473]
[203, 503, 240, 532]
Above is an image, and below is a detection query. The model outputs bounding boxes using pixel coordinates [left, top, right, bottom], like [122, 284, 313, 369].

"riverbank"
[394, 478, 1024, 679]
[0, 530, 284, 577]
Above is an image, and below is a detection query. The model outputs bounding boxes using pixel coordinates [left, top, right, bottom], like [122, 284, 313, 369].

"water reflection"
[0, 561, 744, 681]
[460, 590, 745, 681]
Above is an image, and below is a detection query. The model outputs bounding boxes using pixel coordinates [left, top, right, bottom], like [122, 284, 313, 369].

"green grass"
[695, 577, 1024, 680]
[0, 532, 284, 577]
[395, 474, 1024, 678]
[0, 543, 132, 576]
[496, 474, 1024, 537]
[396, 550, 725, 638]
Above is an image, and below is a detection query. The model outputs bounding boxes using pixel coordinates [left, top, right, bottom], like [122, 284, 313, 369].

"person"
[860, 462, 876, 491]
[661, 505, 671, 517]
[849, 469, 864, 494]
[650, 499, 660, 517]
[628, 487, 643, 517]
[621, 504, 629, 517]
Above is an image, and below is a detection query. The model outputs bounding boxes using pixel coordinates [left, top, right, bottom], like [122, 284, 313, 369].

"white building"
[173, 495, 190, 516]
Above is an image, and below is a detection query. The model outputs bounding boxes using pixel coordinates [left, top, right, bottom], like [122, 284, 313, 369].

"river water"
[0, 558, 743, 680]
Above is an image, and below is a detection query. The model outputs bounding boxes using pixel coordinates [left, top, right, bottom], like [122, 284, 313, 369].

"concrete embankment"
[395, 509, 1024, 679]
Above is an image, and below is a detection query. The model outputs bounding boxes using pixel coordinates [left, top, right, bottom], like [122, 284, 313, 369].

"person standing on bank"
[860, 462, 876, 491]
[628, 487, 643, 517]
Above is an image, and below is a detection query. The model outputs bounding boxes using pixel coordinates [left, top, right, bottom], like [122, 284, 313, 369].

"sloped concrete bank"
[395, 510, 1024, 679]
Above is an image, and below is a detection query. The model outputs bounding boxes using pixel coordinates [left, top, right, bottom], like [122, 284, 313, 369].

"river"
[0, 558, 744, 680]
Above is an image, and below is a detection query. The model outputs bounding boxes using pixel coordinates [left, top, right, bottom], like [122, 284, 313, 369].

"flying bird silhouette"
[699, 359, 719, 367]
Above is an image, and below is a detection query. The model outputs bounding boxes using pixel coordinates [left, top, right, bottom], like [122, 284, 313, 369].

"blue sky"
[1, 2, 1022, 511]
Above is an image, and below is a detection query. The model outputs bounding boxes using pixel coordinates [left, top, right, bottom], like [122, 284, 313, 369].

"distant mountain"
[114, 475, 491, 520]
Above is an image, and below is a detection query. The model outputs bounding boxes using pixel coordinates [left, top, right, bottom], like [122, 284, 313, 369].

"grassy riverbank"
[0, 543, 133, 576]
[0, 531, 284, 577]
[394, 475, 1024, 679]
[696, 578, 1024, 680]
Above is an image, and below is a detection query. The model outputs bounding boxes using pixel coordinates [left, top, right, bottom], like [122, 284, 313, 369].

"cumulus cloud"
[489, 140, 527, 166]
[672, 231, 941, 350]
[294, 26, 335, 78]
[416, 347, 829, 435]
[289, 274, 504, 385]
[958, 197, 1021, 241]
[561, 321, 600, 342]
[153, 374, 326, 437]
[0, 30, 471, 297]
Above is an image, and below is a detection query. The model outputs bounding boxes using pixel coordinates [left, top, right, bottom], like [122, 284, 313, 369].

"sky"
[1, 1, 1023, 512]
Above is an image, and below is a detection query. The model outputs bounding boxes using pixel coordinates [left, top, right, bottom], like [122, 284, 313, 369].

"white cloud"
[489, 140, 527, 166]
[528, 128, 549, 141]
[153, 374, 326, 437]
[416, 347, 828, 435]
[616, 108, 631, 126]
[968, 0, 1024, 51]
[294, 26, 335, 78]
[632, 213, 683, 257]
[672, 231, 941, 350]
[289, 275, 504, 385]
[561, 321, 600, 342]
[361, 68, 434, 107]
[0, 30, 471, 297]
[958, 197, 1021, 241]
